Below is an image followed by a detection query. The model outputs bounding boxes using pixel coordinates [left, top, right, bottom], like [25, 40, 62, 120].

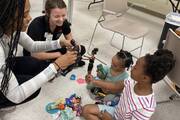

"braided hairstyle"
[0, 0, 25, 94]
[144, 49, 175, 83]
[116, 49, 134, 70]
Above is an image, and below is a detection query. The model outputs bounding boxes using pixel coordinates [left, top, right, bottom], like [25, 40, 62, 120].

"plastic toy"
[105, 96, 120, 106]
[58, 104, 65, 110]
[60, 39, 86, 76]
[70, 74, 76, 80]
[59, 107, 75, 120]
[76, 78, 86, 84]
[96, 64, 107, 79]
[46, 102, 59, 114]
[46, 93, 82, 119]
[95, 95, 120, 107]
[87, 48, 98, 75]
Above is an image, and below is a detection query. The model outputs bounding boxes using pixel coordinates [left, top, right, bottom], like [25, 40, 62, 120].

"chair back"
[103, 0, 128, 15]
[164, 29, 180, 86]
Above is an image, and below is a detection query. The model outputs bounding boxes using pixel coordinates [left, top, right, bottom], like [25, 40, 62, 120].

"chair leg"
[109, 34, 144, 59]
[87, 22, 107, 65]
[122, 35, 126, 50]
[88, 0, 104, 9]
[110, 32, 116, 46]
[128, 36, 145, 58]
[110, 33, 126, 51]
[139, 36, 145, 57]
[87, 22, 99, 55]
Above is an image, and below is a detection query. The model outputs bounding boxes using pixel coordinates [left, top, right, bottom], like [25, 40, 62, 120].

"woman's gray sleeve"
[19, 32, 61, 52]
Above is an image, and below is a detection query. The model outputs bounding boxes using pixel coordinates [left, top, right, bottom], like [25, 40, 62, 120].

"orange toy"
[58, 104, 65, 110]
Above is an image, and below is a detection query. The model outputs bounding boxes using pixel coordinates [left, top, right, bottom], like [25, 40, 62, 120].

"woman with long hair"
[0, 0, 77, 108]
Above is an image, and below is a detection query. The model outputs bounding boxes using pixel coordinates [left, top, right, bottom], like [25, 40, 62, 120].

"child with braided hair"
[86, 49, 133, 106]
[83, 49, 175, 120]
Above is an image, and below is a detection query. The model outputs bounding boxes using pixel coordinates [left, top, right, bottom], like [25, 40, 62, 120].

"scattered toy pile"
[46, 94, 82, 120]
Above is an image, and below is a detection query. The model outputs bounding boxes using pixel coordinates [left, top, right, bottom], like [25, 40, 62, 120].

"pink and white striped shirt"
[114, 78, 156, 120]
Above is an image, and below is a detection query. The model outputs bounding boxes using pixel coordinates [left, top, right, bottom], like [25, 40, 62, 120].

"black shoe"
[77, 60, 85, 67]
[59, 60, 85, 76]
[175, 85, 180, 93]
[61, 65, 74, 76]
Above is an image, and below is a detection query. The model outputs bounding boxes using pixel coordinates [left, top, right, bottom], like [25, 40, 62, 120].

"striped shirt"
[114, 78, 156, 120]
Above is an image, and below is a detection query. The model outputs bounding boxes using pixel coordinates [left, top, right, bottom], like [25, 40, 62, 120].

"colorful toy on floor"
[59, 107, 75, 120]
[70, 74, 76, 80]
[76, 78, 86, 84]
[46, 94, 82, 120]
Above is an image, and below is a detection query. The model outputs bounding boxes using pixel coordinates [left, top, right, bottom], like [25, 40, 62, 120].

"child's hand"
[85, 74, 94, 83]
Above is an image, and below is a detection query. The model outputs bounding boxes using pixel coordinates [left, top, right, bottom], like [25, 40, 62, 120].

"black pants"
[0, 56, 49, 108]
[23, 45, 86, 76]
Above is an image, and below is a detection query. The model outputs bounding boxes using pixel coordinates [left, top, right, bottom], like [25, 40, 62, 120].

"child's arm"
[86, 74, 124, 93]
[93, 80, 124, 93]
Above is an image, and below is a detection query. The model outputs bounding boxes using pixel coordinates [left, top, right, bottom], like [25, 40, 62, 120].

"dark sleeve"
[62, 20, 71, 36]
[27, 17, 45, 41]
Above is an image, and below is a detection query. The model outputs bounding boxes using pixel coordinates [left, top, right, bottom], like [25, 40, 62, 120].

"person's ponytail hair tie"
[117, 49, 134, 70]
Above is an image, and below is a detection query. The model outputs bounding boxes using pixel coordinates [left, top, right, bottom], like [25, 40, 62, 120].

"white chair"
[158, 28, 180, 103]
[88, 0, 104, 9]
[87, 0, 148, 60]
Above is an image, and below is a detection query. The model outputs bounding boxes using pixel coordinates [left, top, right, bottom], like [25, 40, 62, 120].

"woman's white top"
[0, 32, 60, 103]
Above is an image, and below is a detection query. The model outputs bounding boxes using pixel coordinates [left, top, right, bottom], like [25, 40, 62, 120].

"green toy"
[86, 64, 107, 90]
[97, 64, 107, 79]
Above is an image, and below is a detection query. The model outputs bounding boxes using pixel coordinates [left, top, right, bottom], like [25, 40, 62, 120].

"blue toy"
[70, 74, 76, 80]
[46, 102, 59, 114]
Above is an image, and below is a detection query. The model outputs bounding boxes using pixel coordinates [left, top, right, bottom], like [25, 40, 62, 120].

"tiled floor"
[0, 0, 180, 120]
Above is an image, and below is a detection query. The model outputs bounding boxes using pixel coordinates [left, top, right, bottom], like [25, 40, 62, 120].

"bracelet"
[54, 61, 62, 71]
